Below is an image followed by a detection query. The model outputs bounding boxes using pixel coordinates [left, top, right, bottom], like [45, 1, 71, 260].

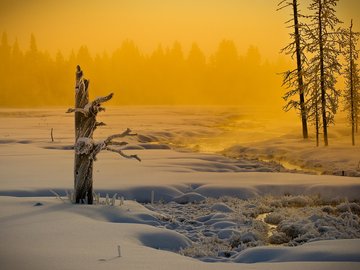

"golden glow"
[0, 0, 359, 108]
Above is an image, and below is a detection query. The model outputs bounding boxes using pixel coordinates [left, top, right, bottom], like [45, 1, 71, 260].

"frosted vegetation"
[49, 191, 360, 262]
[145, 195, 360, 261]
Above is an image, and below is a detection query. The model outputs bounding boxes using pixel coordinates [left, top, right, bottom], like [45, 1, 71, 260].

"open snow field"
[0, 106, 360, 270]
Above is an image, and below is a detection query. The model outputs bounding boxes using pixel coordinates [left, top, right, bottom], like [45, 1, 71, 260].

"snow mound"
[195, 185, 258, 199]
[138, 229, 192, 251]
[233, 239, 360, 263]
[173, 192, 206, 204]
[122, 186, 183, 203]
[217, 229, 241, 239]
[210, 202, 234, 213]
[211, 221, 237, 229]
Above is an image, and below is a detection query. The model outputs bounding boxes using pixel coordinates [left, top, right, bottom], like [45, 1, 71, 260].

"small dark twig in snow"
[51, 128, 54, 142]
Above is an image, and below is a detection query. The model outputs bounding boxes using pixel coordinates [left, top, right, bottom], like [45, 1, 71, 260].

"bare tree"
[67, 66, 140, 204]
[307, 70, 321, 146]
[278, 0, 309, 139]
[305, 0, 344, 146]
[343, 19, 360, 146]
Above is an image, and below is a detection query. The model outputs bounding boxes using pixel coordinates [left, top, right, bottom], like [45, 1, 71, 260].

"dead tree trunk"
[74, 66, 91, 203]
[68, 66, 140, 204]
[315, 95, 320, 147]
[318, 0, 328, 146]
[349, 20, 355, 146]
[293, 0, 308, 139]
[278, 0, 309, 139]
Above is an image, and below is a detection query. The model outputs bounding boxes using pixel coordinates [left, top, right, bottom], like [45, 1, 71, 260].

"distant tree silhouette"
[0, 32, 11, 65]
[0, 32, 288, 108]
[0, 33, 11, 104]
[186, 43, 207, 100]
[209, 40, 240, 104]
[343, 20, 360, 145]
[278, 0, 309, 139]
[30, 33, 37, 53]
[77, 46, 92, 69]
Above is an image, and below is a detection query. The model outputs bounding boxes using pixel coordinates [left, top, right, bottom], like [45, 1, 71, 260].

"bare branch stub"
[105, 128, 138, 144]
[95, 122, 106, 127]
[106, 147, 142, 162]
[74, 129, 140, 162]
[108, 141, 128, 147]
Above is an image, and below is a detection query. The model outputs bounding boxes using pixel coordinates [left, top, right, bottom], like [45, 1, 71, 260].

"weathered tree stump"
[67, 65, 140, 204]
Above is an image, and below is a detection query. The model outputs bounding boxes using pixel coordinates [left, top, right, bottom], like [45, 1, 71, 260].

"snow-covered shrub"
[277, 219, 311, 239]
[229, 224, 266, 249]
[269, 232, 290, 245]
[265, 212, 284, 225]
[322, 205, 336, 214]
[180, 236, 225, 258]
[251, 219, 269, 240]
[269, 199, 283, 208]
[337, 202, 360, 215]
[240, 231, 261, 243]
[282, 195, 310, 207]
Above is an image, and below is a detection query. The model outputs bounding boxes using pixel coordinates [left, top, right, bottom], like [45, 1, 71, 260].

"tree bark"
[69, 66, 140, 204]
[318, 0, 328, 146]
[74, 66, 94, 204]
[349, 20, 355, 146]
[315, 96, 320, 147]
[293, 0, 308, 139]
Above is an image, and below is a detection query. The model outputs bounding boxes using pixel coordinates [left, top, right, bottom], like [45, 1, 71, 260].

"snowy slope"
[0, 107, 359, 270]
[1, 196, 360, 270]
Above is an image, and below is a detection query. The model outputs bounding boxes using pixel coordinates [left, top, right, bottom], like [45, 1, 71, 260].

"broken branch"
[105, 128, 138, 144]
[106, 147, 141, 162]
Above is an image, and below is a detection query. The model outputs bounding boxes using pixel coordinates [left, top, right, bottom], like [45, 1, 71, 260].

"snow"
[173, 192, 206, 204]
[138, 229, 192, 251]
[233, 239, 360, 263]
[75, 137, 95, 155]
[0, 107, 360, 270]
[210, 202, 234, 213]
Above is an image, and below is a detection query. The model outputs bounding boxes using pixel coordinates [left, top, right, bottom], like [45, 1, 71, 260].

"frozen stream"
[260, 158, 322, 175]
[255, 213, 277, 238]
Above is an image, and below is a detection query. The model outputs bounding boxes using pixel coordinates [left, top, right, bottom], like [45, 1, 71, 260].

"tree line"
[0, 33, 286, 108]
[279, 0, 360, 146]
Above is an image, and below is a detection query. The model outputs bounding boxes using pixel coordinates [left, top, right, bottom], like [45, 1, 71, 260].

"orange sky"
[1, 0, 359, 59]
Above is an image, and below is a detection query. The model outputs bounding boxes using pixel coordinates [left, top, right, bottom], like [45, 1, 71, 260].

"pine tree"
[305, 0, 344, 146]
[278, 0, 309, 139]
[343, 19, 360, 145]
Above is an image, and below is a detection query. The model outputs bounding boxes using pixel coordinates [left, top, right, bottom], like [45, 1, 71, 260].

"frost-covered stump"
[67, 66, 140, 204]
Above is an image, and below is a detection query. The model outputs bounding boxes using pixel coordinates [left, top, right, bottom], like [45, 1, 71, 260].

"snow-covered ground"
[0, 106, 359, 270]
